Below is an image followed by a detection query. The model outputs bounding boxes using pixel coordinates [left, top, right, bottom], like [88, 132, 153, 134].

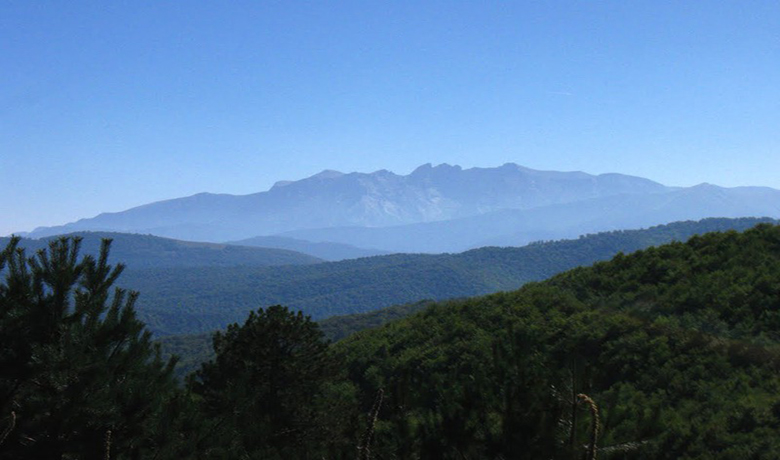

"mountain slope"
[26, 163, 670, 241]
[227, 235, 388, 261]
[122, 217, 775, 335]
[332, 222, 780, 459]
[0, 232, 322, 269]
[282, 185, 780, 252]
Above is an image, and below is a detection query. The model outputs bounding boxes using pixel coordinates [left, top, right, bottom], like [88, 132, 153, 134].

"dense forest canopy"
[331, 223, 780, 458]
[3, 222, 780, 458]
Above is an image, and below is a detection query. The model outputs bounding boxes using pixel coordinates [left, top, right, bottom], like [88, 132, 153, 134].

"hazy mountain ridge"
[227, 235, 389, 261]
[27, 163, 673, 241]
[0, 231, 323, 269]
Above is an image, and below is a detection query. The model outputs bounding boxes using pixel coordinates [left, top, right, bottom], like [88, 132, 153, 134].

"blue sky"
[2, 1, 778, 236]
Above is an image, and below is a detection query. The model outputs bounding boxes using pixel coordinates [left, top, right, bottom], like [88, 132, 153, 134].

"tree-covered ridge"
[547, 225, 780, 343]
[0, 231, 322, 269]
[332, 223, 780, 459]
[227, 235, 389, 261]
[127, 217, 777, 335]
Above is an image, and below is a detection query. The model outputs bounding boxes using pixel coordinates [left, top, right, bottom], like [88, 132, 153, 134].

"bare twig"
[0, 411, 16, 446]
[577, 394, 599, 460]
[104, 429, 112, 460]
[357, 388, 384, 460]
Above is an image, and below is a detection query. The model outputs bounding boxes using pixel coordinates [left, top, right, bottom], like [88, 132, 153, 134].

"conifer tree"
[0, 236, 178, 459]
[191, 305, 353, 459]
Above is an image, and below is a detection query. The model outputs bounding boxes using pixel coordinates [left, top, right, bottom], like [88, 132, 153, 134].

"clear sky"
[2, 1, 778, 236]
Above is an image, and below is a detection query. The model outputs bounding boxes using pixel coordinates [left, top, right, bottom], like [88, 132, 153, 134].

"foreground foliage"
[0, 237, 179, 459]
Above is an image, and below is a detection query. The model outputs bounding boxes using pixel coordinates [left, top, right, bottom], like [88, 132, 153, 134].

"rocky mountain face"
[282, 184, 780, 253]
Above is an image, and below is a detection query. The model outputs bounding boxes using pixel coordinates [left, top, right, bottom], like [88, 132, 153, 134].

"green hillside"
[159, 299, 436, 379]
[125, 217, 775, 335]
[0, 231, 323, 269]
[332, 223, 780, 458]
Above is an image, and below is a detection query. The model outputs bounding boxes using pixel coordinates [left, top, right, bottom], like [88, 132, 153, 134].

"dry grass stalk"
[0, 411, 16, 446]
[577, 394, 599, 460]
[104, 429, 112, 460]
[357, 388, 384, 460]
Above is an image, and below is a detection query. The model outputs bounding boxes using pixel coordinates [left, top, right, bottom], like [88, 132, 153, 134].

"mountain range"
[26, 163, 779, 254]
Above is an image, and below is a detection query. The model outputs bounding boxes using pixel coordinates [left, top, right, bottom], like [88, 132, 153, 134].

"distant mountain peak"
[272, 180, 294, 188]
[412, 163, 434, 173]
[410, 162, 463, 176]
[370, 169, 396, 177]
[272, 169, 345, 189]
[311, 169, 344, 179]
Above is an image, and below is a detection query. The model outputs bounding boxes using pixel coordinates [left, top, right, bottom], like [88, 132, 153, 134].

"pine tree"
[0, 236, 178, 459]
[190, 305, 353, 459]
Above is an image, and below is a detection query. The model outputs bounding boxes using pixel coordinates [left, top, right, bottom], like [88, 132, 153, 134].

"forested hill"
[137, 217, 776, 335]
[0, 231, 323, 269]
[333, 222, 780, 458]
[159, 299, 436, 379]
[227, 235, 389, 261]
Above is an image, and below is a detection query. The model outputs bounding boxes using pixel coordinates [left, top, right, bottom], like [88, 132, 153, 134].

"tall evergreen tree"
[0, 236, 178, 459]
[191, 305, 355, 459]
